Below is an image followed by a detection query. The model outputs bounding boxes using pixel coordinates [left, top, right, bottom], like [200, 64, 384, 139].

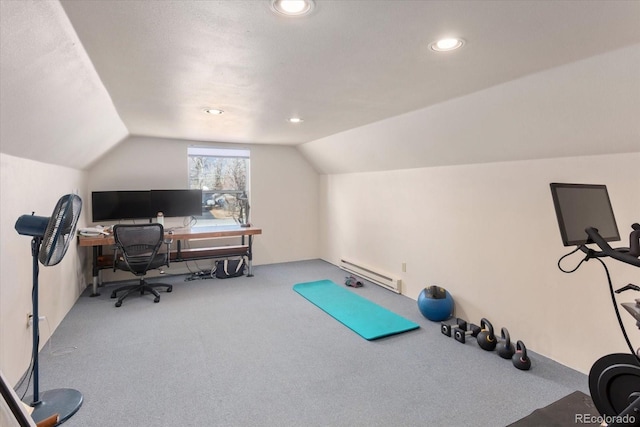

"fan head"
[15, 194, 83, 266]
[40, 194, 82, 266]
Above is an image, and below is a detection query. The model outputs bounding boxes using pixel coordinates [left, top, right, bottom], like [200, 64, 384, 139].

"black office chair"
[110, 223, 172, 307]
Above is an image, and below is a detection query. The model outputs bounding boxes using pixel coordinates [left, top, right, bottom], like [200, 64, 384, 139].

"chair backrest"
[112, 224, 165, 274]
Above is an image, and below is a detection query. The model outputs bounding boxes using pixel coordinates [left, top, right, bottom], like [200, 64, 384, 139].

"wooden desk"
[78, 225, 262, 296]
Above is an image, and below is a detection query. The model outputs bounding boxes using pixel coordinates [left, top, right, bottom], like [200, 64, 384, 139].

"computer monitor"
[550, 183, 620, 246]
[91, 191, 151, 222]
[150, 189, 202, 218]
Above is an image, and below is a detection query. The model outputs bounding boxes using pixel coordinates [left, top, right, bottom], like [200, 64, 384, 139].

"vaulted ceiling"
[1, 1, 639, 170]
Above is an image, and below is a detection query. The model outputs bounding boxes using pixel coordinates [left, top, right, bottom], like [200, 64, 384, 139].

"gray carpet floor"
[25, 259, 588, 426]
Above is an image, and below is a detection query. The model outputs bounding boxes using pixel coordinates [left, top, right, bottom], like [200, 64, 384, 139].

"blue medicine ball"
[417, 286, 454, 321]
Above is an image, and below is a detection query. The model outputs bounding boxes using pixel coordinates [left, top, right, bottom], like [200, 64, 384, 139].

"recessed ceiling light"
[288, 117, 303, 123]
[430, 38, 465, 52]
[270, 0, 315, 17]
[204, 108, 224, 115]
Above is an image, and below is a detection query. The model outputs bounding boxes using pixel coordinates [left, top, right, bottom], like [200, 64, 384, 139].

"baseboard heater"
[339, 259, 401, 294]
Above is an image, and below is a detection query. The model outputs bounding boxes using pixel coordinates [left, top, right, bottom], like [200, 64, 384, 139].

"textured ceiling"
[1, 1, 639, 170]
[0, 1, 127, 169]
[58, 0, 640, 145]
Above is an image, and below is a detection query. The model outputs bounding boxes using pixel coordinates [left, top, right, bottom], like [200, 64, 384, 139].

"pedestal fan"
[14, 194, 83, 426]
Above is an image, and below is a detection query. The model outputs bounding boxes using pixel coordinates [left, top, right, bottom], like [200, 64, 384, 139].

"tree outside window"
[188, 147, 250, 226]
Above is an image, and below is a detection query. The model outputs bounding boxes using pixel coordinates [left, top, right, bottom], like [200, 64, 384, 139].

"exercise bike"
[551, 183, 640, 427]
[582, 225, 640, 427]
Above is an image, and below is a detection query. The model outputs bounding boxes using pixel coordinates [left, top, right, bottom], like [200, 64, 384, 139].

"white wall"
[88, 136, 319, 276]
[319, 153, 639, 373]
[300, 42, 640, 374]
[0, 153, 89, 385]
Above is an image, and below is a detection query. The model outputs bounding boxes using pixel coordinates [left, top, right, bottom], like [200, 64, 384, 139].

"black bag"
[215, 258, 246, 279]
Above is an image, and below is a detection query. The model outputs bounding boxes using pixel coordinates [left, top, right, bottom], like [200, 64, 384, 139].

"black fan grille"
[39, 194, 82, 266]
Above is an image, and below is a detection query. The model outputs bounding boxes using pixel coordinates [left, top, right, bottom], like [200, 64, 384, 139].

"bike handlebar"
[583, 226, 640, 268]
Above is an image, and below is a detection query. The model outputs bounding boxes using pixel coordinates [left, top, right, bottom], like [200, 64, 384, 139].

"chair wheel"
[110, 292, 116, 298]
[154, 296, 160, 303]
[115, 301, 122, 307]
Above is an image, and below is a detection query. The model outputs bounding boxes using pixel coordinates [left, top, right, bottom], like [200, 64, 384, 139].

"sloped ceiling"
[300, 45, 640, 174]
[0, 1, 127, 170]
[1, 1, 639, 171]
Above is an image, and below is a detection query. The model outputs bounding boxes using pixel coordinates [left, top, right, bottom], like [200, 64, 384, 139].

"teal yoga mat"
[293, 280, 420, 340]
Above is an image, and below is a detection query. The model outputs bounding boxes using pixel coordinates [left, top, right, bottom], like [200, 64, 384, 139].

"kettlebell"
[476, 318, 496, 351]
[511, 340, 531, 370]
[496, 327, 515, 359]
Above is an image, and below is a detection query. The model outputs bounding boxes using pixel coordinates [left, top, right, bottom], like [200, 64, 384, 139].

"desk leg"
[247, 235, 254, 277]
[90, 246, 100, 297]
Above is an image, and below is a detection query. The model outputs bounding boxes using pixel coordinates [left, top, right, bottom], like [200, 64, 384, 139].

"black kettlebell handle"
[501, 327, 511, 347]
[497, 327, 515, 359]
[477, 318, 497, 351]
[512, 340, 532, 370]
[480, 318, 495, 341]
[515, 340, 527, 358]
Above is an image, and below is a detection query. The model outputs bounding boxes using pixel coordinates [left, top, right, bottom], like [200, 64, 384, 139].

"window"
[188, 147, 250, 227]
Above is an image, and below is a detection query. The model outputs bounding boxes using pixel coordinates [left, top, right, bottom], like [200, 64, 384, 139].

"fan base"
[26, 388, 83, 425]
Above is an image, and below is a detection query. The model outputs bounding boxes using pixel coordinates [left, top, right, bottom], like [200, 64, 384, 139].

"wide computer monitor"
[91, 190, 151, 222]
[550, 183, 620, 247]
[150, 189, 202, 218]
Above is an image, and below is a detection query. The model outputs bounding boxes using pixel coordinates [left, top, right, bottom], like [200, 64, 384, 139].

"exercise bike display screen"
[550, 183, 620, 246]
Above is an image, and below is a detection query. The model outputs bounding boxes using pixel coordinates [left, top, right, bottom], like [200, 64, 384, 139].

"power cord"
[180, 238, 216, 280]
[16, 348, 34, 400]
[41, 317, 78, 357]
[184, 216, 197, 228]
[17, 278, 41, 400]
[592, 257, 640, 364]
[557, 248, 639, 363]
[557, 247, 587, 273]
